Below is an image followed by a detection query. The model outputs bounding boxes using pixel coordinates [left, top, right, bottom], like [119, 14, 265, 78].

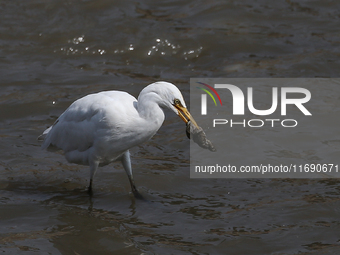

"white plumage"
[40, 81, 196, 198]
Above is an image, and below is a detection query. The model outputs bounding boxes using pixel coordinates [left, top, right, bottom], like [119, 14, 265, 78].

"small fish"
[186, 121, 216, 152]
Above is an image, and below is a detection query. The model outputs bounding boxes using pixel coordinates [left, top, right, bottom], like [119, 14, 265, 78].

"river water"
[1, 0, 340, 254]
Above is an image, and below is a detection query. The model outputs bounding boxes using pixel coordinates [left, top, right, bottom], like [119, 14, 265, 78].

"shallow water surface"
[1, 0, 340, 254]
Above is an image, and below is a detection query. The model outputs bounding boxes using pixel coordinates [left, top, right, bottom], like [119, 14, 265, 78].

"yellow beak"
[174, 104, 199, 129]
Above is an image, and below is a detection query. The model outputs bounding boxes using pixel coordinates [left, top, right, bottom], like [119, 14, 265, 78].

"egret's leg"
[88, 160, 99, 193]
[121, 150, 143, 199]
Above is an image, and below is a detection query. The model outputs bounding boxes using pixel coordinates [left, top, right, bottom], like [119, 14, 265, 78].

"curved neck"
[137, 93, 165, 128]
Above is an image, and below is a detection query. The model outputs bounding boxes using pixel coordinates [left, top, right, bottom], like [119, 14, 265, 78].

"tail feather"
[38, 126, 52, 147]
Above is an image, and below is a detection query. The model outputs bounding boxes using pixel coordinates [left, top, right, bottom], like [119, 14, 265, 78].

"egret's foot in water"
[132, 186, 145, 200]
[87, 182, 93, 196]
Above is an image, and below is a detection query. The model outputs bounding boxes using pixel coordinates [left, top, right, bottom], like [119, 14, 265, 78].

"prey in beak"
[173, 99, 216, 151]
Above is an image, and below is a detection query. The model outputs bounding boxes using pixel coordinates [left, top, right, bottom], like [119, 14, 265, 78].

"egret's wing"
[41, 91, 138, 154]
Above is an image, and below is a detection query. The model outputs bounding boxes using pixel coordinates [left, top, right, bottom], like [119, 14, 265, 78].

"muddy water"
[1, 0, 340, 254]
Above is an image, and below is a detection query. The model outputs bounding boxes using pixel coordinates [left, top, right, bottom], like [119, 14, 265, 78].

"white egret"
[40, 81, 198, 198]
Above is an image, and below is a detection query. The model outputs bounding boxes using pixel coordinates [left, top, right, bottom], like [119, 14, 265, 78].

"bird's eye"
[174, 99, 181, 105]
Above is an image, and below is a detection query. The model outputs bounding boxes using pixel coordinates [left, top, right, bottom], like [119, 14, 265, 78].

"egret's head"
[140, 81, 198, 128]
